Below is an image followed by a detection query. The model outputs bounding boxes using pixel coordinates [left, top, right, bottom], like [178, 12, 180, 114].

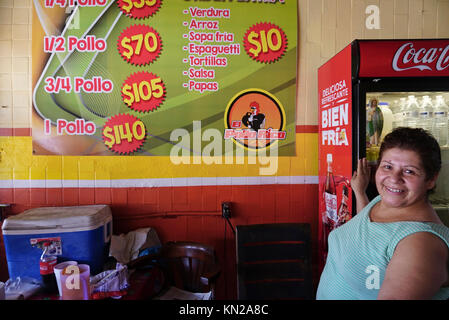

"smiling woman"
[316, 127, 449, 300]
[370, 128, 441, 224]
[374, 148, 438, 221]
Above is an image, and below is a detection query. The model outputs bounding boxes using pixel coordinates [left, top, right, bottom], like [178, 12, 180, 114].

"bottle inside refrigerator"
[365, 91, 449, 226]
[403, 95, 419, 128]
[417, 95, 433, 132]
[432, 95, 449, 147]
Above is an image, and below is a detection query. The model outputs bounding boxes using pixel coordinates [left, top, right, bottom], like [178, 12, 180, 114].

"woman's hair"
[378, 127, 441, 182]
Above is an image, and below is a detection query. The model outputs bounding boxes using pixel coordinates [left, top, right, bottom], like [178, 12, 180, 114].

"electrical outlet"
[221, 202, 231, 219]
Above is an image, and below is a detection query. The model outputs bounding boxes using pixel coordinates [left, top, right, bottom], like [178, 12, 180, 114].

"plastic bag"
[5, 277, 41, 300]
[90, 263, 129, 299]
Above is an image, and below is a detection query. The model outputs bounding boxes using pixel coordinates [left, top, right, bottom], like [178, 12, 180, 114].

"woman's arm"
[378, 232, 449, 300]
[350, 158, 370, 213]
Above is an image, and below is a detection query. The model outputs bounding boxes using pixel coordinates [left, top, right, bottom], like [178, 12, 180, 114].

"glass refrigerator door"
[365, 91, 449, 226]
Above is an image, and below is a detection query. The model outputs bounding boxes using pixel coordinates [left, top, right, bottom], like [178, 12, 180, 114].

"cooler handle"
[104, 220, 112, 243]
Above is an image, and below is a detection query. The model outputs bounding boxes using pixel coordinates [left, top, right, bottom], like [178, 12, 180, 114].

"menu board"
[32, 0, 297, 156]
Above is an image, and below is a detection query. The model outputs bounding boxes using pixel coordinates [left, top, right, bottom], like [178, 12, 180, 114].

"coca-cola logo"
[392, 42, 449, 72]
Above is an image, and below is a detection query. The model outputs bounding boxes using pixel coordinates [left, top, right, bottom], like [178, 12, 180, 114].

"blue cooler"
[2, 205, 112, 282]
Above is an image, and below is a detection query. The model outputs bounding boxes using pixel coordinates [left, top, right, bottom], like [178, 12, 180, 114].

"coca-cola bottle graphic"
[323, 153, 337, 254]
[40, 241, 58, 294]
[336, 185, 351, 227]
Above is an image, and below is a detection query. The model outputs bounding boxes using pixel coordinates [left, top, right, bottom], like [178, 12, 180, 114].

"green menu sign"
[32, 0, 297, 156]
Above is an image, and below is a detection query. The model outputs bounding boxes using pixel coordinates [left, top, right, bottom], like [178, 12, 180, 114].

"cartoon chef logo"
[224, 89, 286, 150]
[242, 101, 266, 132]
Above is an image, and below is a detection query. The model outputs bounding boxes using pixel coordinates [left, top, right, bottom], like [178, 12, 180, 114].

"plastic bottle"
[390, 99, 399, 114]
[403, 95, 419, 128]
[417, 95, 433, 132]
[396, 97, 407, 128]
[391, 99, 400, 129]
[432, 95, 449, 147]
[379, 102, 393, 141]
[40, 242, 58, 294]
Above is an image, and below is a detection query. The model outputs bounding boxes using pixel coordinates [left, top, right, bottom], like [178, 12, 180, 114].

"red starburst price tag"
[102, 114, 147, 154]
[117, 0, 162, 19]
[121, 71, 166, 112]
[117, 24, 162, 66]
[243, 22, 288, 64]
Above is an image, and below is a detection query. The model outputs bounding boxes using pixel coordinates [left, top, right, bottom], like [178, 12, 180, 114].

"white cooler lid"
[2, 205, 112, 235]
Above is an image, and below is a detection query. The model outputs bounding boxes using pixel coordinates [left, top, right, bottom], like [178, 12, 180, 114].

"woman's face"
[375, 148, 437, 209]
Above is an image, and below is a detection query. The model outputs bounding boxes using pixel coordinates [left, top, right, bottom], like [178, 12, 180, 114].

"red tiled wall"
[0, 184, 319, 299]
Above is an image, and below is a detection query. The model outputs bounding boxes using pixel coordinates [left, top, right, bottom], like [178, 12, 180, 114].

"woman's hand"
[351, 158, 370, 212]
[351, 158, 370, 194]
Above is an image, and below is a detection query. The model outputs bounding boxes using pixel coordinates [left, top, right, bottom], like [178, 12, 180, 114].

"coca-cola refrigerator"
[318, 39, 449, 271]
